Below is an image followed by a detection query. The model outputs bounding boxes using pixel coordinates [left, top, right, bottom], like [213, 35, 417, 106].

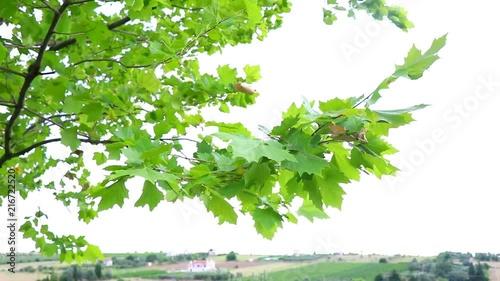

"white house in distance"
[103, 258, 113, 267]
[188, 259, 216, 272]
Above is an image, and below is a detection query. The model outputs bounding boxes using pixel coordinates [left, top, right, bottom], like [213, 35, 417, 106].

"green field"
[262, 262, 408, 281]
[112, 268, 166, 278]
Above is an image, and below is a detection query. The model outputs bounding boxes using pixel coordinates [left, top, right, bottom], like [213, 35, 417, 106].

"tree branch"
[22, 107, 67, 130]
[68, 0, 94, 5]
[73, 58, 150, 68]
[0, 66, 26, 77]
[8, 138, 62, 159]
[73, 57, 172, 69]
[171, 4, 202, 11]
[107, 16, 131, 30]
[0, 99, 16, 107]
[1, 38, 40, 50]
[1, 0, 71, 168]
[180, 17, 231, 56]
[5, 137, 116, 162]
[160, 137, 199, 143]
[49, 16, 131, 51]
[40, 0, 58, 13]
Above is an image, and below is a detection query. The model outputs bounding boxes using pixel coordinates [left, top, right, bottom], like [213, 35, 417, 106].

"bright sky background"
[2, 0, 500, 257]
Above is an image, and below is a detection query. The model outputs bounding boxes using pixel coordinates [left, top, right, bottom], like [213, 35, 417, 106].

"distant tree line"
[475, 253, 499, 262]
[36, 263, 112, 281]
[399, 252, 490, 281]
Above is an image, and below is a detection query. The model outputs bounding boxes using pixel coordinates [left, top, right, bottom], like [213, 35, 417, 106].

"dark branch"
[1, 0, 71, 168]
[40, 71, 57, 75]
[8, 138, 116, 160]
[8, 138, 62, 159]
[68, 0, 94, 5]
[107, 16, 131, 30]
[49, 38, 77, 51]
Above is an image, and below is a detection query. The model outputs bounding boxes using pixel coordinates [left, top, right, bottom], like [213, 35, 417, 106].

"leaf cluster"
[0, 0, 445, 263]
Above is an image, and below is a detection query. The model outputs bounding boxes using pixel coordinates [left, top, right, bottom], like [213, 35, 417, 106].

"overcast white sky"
[2, 0, 500, 257]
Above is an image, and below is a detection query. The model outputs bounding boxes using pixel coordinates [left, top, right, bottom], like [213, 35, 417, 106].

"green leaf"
[206, 121, 252, 136]
[153, 120, 174, 137]
[149, 41, 168, 56]
[337, 115, 364, 132]
[0, 44, 8, 61]
[327, 143, 360, 181]
[81, 102, 104, 122]
[243, 65, 262, 83]
[93, 179, 129, 211]
[316, 169, 347, 209]
[44, 79, 67, 104]
[297, 199, 330, 222]
[323, 9, 337, 25]
[243, 0, 262, 25]
[108, 167, 178, 187]
[205, 196, 238, 224]
[217, 65, 238, 85]
[215, 133, 296, 163]
[137, 71, 161, 93]
[134, 180, 164, 211]
[371, 104, 427, 126]
[282, 151, 328, 176]
[219, 103, 230, 113]
[244, 162, 271, 188]
[41, 243, 59, 257]
[251, 207, 283, 239]
[62, 96, 84, 114]
[93, 152, 107, 165]
[84, 244, 104, 262]
[394, 34, 448, 79]
[61, 127, 81, 151]
[113, 127, 135, 140]
[218, 181, 244, 198]
[0, 0, 17, 19]
[21, 222, 38, 239]
[365, 35, 446, 106]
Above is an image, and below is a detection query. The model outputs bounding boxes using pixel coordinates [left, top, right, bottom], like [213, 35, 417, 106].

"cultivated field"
[266, 262, 409, 281]
[489, 262, 500, 281]
[0, 260, 63, 281]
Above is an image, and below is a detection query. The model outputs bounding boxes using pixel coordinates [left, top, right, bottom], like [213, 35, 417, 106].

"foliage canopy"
[1, 0, 444, 263]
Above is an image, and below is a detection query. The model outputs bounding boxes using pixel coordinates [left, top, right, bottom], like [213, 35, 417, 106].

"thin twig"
[0, 66, 26, 77]
[40, 0, 58, 13]
[50, 16, 131, 51]
[171, 4, 202, 11]
[73, 58, 151, 68]
[0, 101, 16, 107]
[111, 29, 146, 39]
[22, 107, 66, 129]
[160, 137, 199, 143]
[180, 17, 231, 56]
[73, 57, 172, 69]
